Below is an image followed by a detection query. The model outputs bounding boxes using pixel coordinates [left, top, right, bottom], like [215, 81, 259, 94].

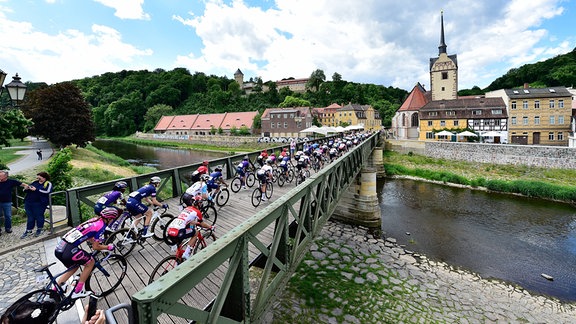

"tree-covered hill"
[70, 68, 407, 137]
[484, 47, 576, 91]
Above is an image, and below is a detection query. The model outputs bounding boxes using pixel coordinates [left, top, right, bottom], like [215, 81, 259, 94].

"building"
[391, 83, 430, 139]
[260, 107, 313, 137]
[419, 97, 507, 141]
[486, 86, 572, 145]
[335, 103, 381, 132]
[312, 103, 342, 127]
[153, 111, 258, 135]
[234, 68, 309, 94]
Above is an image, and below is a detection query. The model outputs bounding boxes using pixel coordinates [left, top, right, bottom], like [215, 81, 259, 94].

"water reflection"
[92, 139, 228, 170]
[379, 178, 576, 301]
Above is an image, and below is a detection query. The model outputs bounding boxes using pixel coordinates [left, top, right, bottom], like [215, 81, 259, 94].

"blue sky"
[0, 0, 574, 91]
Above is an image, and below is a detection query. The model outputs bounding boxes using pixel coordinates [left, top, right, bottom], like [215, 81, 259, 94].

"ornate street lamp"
[4, 73, 27, 106]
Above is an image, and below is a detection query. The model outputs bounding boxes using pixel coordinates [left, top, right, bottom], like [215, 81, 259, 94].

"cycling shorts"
[126, 198, 148, 216]
[55, 240, 92, 268]
[166, 227, 196, 245]
[236, 167, 245, 177]
[207, 182, 219, 191]
[257, 173, 268, 183]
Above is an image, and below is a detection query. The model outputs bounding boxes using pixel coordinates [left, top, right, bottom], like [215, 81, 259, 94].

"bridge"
[61, 132, 382, 323]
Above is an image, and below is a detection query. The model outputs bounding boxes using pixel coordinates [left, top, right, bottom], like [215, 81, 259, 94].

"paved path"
[7, 137, 53, 175]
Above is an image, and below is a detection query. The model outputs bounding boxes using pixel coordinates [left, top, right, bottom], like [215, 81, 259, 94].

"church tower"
[234, 68, 244, 87]
[429, 11, 458, 101]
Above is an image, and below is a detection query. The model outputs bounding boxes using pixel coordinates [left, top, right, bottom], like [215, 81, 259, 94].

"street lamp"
[0, 69, 27, 106]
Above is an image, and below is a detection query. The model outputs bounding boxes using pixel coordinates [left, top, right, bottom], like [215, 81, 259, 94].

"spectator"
[36, 149, 43, 160]
[21, 172, 53, 238]
[0, 170, 29, 235]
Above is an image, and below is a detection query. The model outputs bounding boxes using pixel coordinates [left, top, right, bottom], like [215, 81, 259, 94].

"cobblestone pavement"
[269, 220, 576, 323]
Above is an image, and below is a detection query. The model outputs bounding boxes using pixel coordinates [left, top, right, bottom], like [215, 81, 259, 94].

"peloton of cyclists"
[256, 158, 274, 201]
[54, 207, 119, 299]
[166, 197, 214, 260]
[125, 176, 168, 238]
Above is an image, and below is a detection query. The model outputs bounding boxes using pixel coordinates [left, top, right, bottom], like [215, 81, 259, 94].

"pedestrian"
[290, 139, 296, 157]
[36, 149, 43, 160]
[21, 171, 53, 238]
[0, 170, 29, 235]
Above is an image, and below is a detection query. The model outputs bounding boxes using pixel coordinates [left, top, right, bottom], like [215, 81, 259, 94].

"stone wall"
[424, 141, 576, 169]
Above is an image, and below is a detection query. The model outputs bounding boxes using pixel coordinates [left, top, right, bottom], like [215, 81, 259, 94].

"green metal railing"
[130, 132, 380, 323]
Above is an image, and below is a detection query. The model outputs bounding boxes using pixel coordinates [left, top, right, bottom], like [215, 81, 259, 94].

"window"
[473, 120, 480, 126]
[472, 110, 482, 115]
[548, 132, 554, 141]
[283, 114, 287, 118]
[428, 112, 438, 116]
[271, 122, 275, 128]
[511, 101, 517, 109]
[271, 114, 274, 119]
[534, 100, 540, 109]
[523, 100, 528, 109]
[440, 120, 446, 127]
[442, 72, 448, 80]
[534, 116, 540, 125]
[491, 109, 502, 114]
[523, 117, 528, 125]
[549, 100, 555, 108]
[559, 115, 564, 124]
[559, 100, 564, 108]
[284, 122, 288, 128]
[446, 111, 455, 116]
[549, 116, 555, 124]
[426, 132, 434, 139]
[495, 120, 501, 126]
[427, 121, 433, 126]
[558, 132, 564, 140]
[453, 120, 459, 127]
[277, 122, 281, 128]
[290, 113, 294, 118]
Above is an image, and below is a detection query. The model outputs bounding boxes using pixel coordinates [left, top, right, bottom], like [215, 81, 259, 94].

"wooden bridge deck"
[98, 179, 303, 324]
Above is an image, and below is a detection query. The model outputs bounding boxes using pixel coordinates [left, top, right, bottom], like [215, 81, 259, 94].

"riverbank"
[268, 220, 576, 323]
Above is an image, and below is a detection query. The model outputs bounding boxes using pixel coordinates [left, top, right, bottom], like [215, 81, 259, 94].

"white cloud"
[94, 0, 150, 20]
[173, 0, 572, 90]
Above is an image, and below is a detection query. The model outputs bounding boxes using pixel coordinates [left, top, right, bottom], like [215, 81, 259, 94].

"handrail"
[130, 132, 380, 323]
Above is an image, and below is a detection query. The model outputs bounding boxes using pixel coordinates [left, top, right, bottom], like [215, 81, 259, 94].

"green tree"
[143, 104, 174, 132]
[0, 109, 32, 146]
[210, 126, 217, 135]
[279, 96, 311, 108]
[306, 69, 326, 92]
[47, 147, 73, 203]
[23, 82, 95, 147]
[230, 126, 238, 135]
[253, 112, 262, 130]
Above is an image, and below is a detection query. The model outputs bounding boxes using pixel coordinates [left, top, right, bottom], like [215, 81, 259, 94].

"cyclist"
[188, 160, 210, 184]
[125, 176, 168, 238]
[236, 155, 251, 190]
[181, 174, 210, 207]
[93, 181, 128, 216]
[166, 196, 214, 260]
[53, 207, 118, 299]
[206, 167, 227, 198]
[256, 158, 274, 201]
[278, 156, 290, 179]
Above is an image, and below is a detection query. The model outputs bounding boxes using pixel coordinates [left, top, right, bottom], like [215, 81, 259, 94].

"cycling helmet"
[202, 160, 209, 166]
[266, 158, 273, 165]
[215, 167, 222, 172]
[100, 207, 119, 220]
[150, 176, 161, 184]
[243, 155, 249, 160]
[114, 181, 128, 189]
[201, 174, 210, 181]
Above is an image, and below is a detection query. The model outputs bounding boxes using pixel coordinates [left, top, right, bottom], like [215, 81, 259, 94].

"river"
[92, 139, 576, 301]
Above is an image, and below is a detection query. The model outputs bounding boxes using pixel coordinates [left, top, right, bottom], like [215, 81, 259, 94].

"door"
[533, 132, 540, 145]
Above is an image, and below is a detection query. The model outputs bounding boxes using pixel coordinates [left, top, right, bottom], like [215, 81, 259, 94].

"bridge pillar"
[331, 167, 381, 228]
[370, 146, 385, 178]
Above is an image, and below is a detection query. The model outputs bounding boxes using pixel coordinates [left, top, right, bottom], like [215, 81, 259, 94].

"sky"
[0, 0, 575, 92]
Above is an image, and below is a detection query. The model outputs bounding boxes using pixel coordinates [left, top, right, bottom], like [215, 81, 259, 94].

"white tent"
[334, 126, 346, 132]
[482, 131, 501, 137]
[458, 131, 478, 137]
[436, 130, 454, 136]
[299, 125, 321, 134]
[344, 124, 364, 131]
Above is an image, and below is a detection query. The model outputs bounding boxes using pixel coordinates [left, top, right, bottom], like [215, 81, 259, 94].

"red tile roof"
[398, 83, 430, 112]
[168, 115, 199, 130]
[193, 113, 226, 130]
[220, 111, 258, 130]
[154, 116, 175, 131]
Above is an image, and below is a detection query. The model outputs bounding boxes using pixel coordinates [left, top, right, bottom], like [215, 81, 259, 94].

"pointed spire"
[438, 10, 447, 55]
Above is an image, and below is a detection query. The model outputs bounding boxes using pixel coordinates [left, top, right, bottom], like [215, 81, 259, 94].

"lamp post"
[0, 69, 27, 107]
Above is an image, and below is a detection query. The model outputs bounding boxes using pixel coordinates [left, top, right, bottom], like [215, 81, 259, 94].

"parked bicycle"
[105, 206, 175, 257]
[149, 226, 216, 284]
[2, 251, 127, 324]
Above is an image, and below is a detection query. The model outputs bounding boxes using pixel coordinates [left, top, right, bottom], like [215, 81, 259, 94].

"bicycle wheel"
[162, 217, 179, 245]
[251, 188, 262, 207]
[305, 169, 311, 178]
[287, 169, 295, 183]
[216, 188, 230, 207]
[4, 289, 62, 324]
[265, 182, 273, 199]
[200, 205, 218, 225]
[148, 255, 183, 284]
[86, 253, 128, 297]
[246, 173, 256, 187]
[277, 173, 285, 187]
[105, 228, 137, 257]
[231, 177, 242, 193]
[151, 214, 175, 241]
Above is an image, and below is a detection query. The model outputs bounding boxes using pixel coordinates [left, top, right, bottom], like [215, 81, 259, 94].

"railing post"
[370, 146, 385, 178]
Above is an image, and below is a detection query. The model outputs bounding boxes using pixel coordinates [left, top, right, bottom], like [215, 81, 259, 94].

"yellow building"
[335, 104, 381, 131]
[492, 87, 572, 145]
